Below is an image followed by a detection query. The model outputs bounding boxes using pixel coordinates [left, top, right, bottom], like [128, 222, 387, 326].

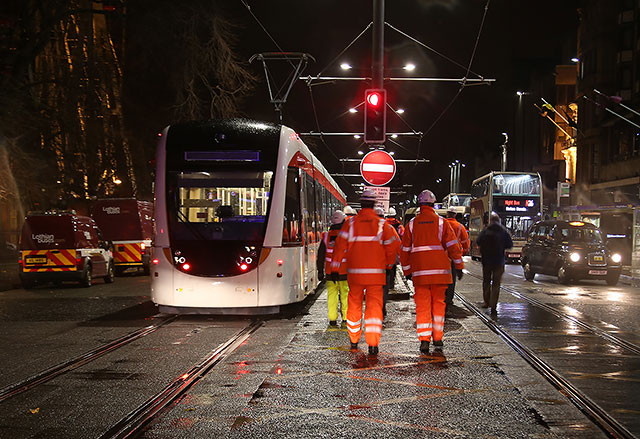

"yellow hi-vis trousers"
[327, 280, 349, 322]
[346, 284, 383, 347]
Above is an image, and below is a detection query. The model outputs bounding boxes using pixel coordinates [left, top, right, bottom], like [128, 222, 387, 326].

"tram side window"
[283, 168, 302, 244]
[304, 173, 316, 243]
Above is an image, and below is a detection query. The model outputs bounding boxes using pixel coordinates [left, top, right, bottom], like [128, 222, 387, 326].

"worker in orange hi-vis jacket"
[401, 190, 464, 354]
[444, 207, 470, 310]
[330, 189, 400, 356]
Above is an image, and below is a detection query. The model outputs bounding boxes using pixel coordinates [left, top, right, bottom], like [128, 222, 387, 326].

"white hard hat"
[374, 206, 384, 216]
[417, 189, 436, 204]
[343, 205, 356, 215]
[446, 206, 457, 214]
[360, 188, 377, 202]
[331, 210, 346, 225]
[387, 207, 397, 217]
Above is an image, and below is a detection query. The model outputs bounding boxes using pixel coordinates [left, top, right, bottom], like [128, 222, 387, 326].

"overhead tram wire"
[239, 0, 296, 69]
[411, 0, 492, 165]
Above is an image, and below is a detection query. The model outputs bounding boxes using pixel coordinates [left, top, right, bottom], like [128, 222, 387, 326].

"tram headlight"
[611, 253, 622, 264]
[569, 252, 581, 263]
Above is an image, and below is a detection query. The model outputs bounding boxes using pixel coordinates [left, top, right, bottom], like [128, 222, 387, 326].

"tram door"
[301, 173, 317, 292]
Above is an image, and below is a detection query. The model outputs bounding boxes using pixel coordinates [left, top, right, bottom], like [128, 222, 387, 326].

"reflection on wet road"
[462, 258, 640, 435]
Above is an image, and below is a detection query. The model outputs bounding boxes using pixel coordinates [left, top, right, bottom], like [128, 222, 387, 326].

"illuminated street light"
[571, 57, 579, 63]
[357, 150, 364, 155]
[391, 134, 398, 139]
[389, 151, 395, 155]
[354, 134, 361, 139]
[403, 63, 416, 71]
[349, 108, 358, 113]
[340, 63, 352, 70]
[396, 108, 405, 114]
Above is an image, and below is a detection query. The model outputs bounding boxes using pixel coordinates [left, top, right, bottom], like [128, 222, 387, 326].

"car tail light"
[152, 258, 160, 265]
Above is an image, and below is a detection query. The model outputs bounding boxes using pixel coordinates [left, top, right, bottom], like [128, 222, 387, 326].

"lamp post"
[448, 161, 466, 193]
[500, 132, 508, 171]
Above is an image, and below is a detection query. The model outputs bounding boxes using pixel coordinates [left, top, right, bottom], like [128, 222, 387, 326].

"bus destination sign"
[494, 197, 538, 213]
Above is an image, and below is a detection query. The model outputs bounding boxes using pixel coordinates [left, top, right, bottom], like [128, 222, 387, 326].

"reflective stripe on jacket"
[400, 206, 464, 285]
[445, 217, 470, 255]
[331, 208, 400, 285]
[322, 228, 347, 275]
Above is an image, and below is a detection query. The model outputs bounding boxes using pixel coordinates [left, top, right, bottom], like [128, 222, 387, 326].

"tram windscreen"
[168, 171, 273, 242]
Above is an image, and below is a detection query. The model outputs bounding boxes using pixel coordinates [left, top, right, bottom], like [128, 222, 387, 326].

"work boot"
[350, 342, 358, 350]
[481, 302, 489, 308]
[420, 340, 430, 354]
[329, 320, 337, 326]
[433, 340, 443, 349]
[368, 345, 379, 355]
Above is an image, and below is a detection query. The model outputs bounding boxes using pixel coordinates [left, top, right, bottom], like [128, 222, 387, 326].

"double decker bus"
[469, 172, 542, 261]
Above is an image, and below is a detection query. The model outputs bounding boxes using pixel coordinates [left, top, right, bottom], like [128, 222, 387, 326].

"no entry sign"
[360, 150, 396, 186]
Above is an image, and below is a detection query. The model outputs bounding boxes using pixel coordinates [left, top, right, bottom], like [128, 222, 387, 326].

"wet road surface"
[0, 265, 638, 438]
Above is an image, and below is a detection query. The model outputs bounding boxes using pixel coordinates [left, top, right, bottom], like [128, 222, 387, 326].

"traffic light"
[364, 89, 386, 144]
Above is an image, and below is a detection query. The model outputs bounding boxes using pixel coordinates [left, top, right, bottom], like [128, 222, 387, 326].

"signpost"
[365, 185, 390, 212]
[360, 150, 396, 186]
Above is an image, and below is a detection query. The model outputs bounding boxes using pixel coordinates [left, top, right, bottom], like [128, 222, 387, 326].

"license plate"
[588, 269, 607, 275]
[593, 256, 603, 262]
[25, 256, 47, 264]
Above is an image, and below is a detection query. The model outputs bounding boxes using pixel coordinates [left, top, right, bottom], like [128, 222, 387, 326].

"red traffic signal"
[364, 89, 387, 144]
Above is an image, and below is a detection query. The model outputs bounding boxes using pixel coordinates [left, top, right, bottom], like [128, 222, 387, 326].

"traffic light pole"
[372, 0, 384, 90]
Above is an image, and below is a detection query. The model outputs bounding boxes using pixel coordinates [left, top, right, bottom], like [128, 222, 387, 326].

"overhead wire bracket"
[249, 52, 315, 122]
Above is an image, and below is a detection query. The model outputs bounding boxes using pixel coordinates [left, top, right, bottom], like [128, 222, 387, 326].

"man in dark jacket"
[476, 212, 513, 316]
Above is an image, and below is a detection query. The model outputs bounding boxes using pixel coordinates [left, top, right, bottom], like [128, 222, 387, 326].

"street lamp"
[500, 132, 508, 171]
[340, 62, 352, 70]
[349, 108, 358, 113]
[403, 63, 416, 71]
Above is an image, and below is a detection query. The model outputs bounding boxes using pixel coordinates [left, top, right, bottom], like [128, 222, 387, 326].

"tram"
[151, 119, 347, 314]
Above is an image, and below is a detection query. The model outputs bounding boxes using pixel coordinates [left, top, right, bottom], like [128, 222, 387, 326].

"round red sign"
[360, 150, 396, 186]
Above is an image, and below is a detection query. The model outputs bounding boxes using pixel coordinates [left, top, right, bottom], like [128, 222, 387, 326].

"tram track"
[99, 319, 264, 439]
[0, 314, 178, 403]
[455, 292, 637, 439]
[465, 270, 640, 356]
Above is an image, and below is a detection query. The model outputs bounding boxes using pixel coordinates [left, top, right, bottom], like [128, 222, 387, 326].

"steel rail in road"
[466, 271, 640, 356]
[455, 292, 637, 439]
[500, 283, 640, 356]
[100, 320, 264, 439]
[0, 315, 178, 403]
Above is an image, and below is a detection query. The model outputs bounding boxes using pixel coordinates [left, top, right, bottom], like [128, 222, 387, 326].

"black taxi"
[521, 220, 622, 286]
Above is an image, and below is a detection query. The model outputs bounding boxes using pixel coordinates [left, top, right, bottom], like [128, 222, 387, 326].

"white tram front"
[151, 119, 346, 314]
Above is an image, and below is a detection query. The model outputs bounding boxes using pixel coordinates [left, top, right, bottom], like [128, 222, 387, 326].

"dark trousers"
[482, 264, 504, 310]
[445, 261, 456, 305]
[382, 265, 396, 314]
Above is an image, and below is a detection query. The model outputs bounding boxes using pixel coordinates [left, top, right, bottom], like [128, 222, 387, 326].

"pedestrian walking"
[382, 208, 402, 316]
[476, 212, 513, 316]
[401, 190, 464, 354]
[330, 189, 400, 355]
[317, 210, 349, 326]
[444, 207, 470, 311]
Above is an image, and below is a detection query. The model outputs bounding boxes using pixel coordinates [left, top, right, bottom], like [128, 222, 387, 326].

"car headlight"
[569, 252, 581, 262]
[611, 253, 622, 263]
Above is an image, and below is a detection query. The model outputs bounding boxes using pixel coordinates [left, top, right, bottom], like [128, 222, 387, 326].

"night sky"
[137, 0, 580, 203]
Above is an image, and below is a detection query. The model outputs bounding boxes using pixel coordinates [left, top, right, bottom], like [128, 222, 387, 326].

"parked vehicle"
[90, 199, 153, 275]
[521, 220, 622, 286]
[19, 211, 114, 288]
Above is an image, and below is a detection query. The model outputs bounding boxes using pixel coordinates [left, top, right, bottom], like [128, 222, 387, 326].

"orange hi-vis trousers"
[346, 284, 384, 347]
[414, 284, 447, 342]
